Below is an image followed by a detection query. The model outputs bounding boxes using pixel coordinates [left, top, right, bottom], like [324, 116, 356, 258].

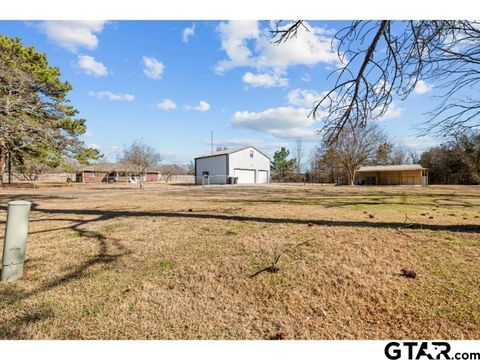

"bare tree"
[311, 145, 344, 183]
[294, 138, 305, 178]
[186, 161, 195, 175]
[159, 164, 185, 186]
[374, 141, 394, 165]
[119, 140, 161, 190]
[271, 21, 480, 141]
[420, 133, 480, 184]
[161, 171, 174, 186]
[14, 157, 51, 188]
[323, 123, 387, 185]
[409, 150, 421, 164]
[452, 132, 480, 182]
[390, 142, 409, 165]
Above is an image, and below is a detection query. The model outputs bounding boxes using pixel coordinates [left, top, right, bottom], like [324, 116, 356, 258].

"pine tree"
[0, 35, 101, 182]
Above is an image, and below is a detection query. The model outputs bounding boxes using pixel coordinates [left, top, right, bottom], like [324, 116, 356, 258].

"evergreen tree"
[271, 147, 297, 179]
[0, 35, 101, 182]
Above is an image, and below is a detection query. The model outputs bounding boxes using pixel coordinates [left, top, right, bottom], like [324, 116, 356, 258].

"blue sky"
[0, 20, 442, 164]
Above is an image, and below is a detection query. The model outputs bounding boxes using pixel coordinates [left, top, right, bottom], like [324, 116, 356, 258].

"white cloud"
[77, 55, 108, 77]
[182, 23, 196, 43]
[268, 127, 319, 139]
[202, 137, 287, 151]
[161, 151, 192, 165]
[215, 21, 260, 73]
[232, 106, 320, 140]
[142, 56, 164, 79]
[287, 88, 322, 107]
[203, 137, 262, 148]
[215, 20, 338, 74]
[414, 80, 433, 94]
[255, 24, 338, 70]
[233, 107, 310, 132]
[242, 72, 288, 88]
[377, 102, 404, 121]
[95, 145, 123, 161]
[192, 101, 210, 112]
[401, 136, 442, 152]
[373, 80, 390, 95]
[301, 73, 311, 82]
[39, 21, 107, 52]
[88, 91, 134, 101]
[155, 99, 177, 110]
[108, 145, 122, 159]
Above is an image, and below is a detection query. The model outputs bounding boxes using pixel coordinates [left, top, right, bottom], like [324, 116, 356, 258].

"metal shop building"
[194, 146, 271, 185]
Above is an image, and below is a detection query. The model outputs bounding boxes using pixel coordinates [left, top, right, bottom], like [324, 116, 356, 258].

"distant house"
[76, 168, 159, 184]
[194, 146, 270, 185]
[354, 164, 428, 186]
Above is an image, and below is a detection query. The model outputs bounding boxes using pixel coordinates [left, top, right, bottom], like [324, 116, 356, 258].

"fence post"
[1, 200, 32, 282]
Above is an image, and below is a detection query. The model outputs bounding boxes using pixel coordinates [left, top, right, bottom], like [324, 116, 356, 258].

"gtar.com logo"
[385, 341, 451, 360]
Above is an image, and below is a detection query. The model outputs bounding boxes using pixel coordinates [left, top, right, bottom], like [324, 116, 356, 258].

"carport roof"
[357, 164, 426, 172]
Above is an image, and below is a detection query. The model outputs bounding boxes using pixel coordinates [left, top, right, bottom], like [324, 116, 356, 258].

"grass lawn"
[0, 183, 479, 339]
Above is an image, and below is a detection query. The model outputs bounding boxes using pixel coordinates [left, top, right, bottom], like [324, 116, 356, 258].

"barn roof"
[195, 146, 270, 160]
[357, 164, 426, 172]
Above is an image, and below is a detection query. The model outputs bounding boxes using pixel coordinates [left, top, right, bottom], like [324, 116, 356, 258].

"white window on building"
[249, 150, 254, 158]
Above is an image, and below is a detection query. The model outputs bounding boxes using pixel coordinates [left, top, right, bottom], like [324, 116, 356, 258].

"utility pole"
[211, 130, 213, 154]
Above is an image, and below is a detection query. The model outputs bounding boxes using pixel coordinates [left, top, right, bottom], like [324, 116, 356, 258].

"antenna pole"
[211, 130, 213, 154]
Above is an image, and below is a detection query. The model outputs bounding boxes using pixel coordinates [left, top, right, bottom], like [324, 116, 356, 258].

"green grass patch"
[159, 260, 174, 272]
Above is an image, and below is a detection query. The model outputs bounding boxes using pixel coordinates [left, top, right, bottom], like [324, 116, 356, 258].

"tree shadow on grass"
[0, 194, 73, 203]
[186, 186, 480, 199]
[0, 307, 55, 338]
[177, 187, 480, 208]
[18, 206, 480, 235]
[0, 213, 132, 339]
[0, 200, 478, 338]
[204, 197, 478, 208]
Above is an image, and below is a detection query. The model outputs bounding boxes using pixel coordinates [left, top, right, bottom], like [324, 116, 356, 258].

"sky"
[0, 20, 443, 165]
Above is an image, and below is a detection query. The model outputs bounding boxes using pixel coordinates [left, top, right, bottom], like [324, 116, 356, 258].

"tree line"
[8, 139, 194, 185]
[271, 125, 480, 185]
[419, 133, 480, 184]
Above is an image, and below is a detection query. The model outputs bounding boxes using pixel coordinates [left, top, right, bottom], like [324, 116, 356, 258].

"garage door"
[234, 169, 255, 184]
[257, 170, 268, 184]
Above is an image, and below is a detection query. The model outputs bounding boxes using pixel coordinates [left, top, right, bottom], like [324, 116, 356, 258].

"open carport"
[354, 164, 428, 186]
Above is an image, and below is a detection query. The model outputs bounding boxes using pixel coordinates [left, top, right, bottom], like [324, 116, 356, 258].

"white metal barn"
[194, 146, 271, 185]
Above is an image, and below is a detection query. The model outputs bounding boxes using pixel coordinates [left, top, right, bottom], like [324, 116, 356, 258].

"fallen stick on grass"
[249, 238, 316, 278]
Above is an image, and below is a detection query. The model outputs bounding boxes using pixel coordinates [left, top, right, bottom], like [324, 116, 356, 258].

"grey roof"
[195, 146, 270, 160]
[357, 164, 426, 172]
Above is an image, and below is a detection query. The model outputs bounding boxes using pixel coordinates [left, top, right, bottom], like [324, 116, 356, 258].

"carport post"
[1, 200, 32, 282]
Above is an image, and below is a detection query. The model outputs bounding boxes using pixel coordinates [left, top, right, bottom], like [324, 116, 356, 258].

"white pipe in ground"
[1, 200, 31, 282]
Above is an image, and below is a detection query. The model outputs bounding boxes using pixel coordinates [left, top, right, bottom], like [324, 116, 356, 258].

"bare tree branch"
[270, 20, 480, 142]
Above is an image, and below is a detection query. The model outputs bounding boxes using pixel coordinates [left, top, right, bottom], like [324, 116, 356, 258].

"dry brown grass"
[0, 183, 479, 339]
